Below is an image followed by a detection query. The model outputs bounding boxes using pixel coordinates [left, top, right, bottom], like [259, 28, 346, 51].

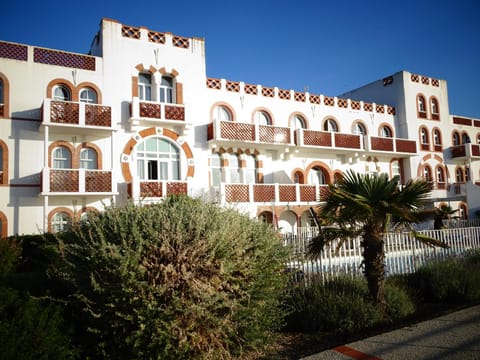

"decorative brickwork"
[253, 184, 275, 202]
[244, 83, 258, 95]
[148, 31, 166, 44]
[226, 80, 240, 92]
[363, 102, 373, 112]
[351, 100, 361, 110]
[165, 105, 185, 120]
[375, 104, 385, 113]
[85, 105, 111, 127]
[386, 106, 396, 115]
[0, 105, 3, 117]
[303, 130, 332, 147]
[51, 101, 79, 124]
[334, 133, 361, 149]
[453, 117, 472, 126]
[225, 184, 249, 202]
[472, 145, 480, 157]
[309, 94, 321, 104]
[139, 102, 161, 118]
[172, 36, 189, 49]
[431, 78, 439, 87]
[261, 87, 274, 97]
[337, 98, 348, 108]
[294, 92, 306, 102]
[259, 125, 290, 144]
[279, 185, 296, 202]
[278, 89, 290, 100]
[421, 76, 430, 85]
[370, 137, 394, 151]
[50, 170, 79, 192]
[324, 96, 334, 106]
[34, 48, 95, 70]
[0, 41, 28, 61]
[122, 25, 141, 39]
[86, 171, 111, 192]
[451, 145, 466, 158]
[140, 182, 163, 197]
[220, 122, 255, 141]
[410, 74, 419, 82]
[206, 78, 221, 89]
[319, 186, 330, 201]
[299, 185, 316, 202]
[167, 181, 188, 195]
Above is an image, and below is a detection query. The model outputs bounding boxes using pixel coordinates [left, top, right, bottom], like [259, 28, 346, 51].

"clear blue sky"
[1, 0, 479, 118]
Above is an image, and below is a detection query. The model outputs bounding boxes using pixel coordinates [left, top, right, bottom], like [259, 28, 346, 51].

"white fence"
[283, 226, 480, 284]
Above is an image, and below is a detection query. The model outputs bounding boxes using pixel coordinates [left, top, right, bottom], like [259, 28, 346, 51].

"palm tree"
[308, 170, 448, 314]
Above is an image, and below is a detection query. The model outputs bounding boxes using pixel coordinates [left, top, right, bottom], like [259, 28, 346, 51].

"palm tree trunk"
[362, 232, 386, 315]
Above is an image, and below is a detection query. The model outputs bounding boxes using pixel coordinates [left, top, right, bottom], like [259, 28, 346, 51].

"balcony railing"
[220, 183, 330, 204]
[130, 97, 185, 122]
[207, 120, 293, 145]
[451, 144, 480, 160]
[295, 129, 362, 150]
[42, 99, 111, 127]
[41, 168, 114, 194]
[366, 136, 417, 154]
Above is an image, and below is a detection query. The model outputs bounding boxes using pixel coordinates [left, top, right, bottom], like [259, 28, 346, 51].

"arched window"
[430, 97, 439, 120]
[391, 160, 401, 180]
[420, 127, 429, 143]
[433, 129, 442, 148]
[51, 211, 72, 233]
[138, 73, 152, 101]
[417, 95, 427, 118]
[423, 165, 432, 182]
[293, 114, 306, 130]
[80, 148, 98, 169]
[245, 154, 256, 184]
[436, 167, 445, 188]
[79, 87, 98, 104]
[254, 110, 272, 125]
[136, 137, 180, 181]
[462, 132, 471, 144]
[353, 122, 367, 135]
[227, 153, 241, 183]
[323, 118, 338, 132]
[211, 152, 221, 187]
[309, 166, 327, 185]
[452, 131, 460, 146]
[214, 105, 232, 121]
[465, 167, 470, 182]
[455, 168, 464, 183]
[159, 75, 174, 103]
[52, 146, 72, 169]
[53, 85, 71, 101]
[293, 170, 304, 184]
[380, 125, 392, 138]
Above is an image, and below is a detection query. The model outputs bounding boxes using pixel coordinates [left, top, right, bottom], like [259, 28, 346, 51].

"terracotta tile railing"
[43, 168, 113, 194]
[43, 99, 111, 128]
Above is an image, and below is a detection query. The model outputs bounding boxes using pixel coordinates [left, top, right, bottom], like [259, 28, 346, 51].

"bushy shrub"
[0, 237, 77, 360]
[384, 280, 416, 322]
[62, 195, 289, 359]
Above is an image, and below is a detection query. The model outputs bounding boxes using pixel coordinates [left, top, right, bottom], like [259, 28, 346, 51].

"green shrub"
[62, 195, 289, 359]
[384, 280, 416, 322]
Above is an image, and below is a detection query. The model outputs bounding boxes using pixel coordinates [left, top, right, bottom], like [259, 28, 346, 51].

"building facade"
[0, 18, 479, 237]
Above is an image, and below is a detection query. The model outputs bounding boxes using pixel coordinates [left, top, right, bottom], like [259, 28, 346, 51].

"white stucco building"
[0, 18, 479, 237]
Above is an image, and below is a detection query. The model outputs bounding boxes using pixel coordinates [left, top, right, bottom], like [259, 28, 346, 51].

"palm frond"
[411, 231, 450, 248]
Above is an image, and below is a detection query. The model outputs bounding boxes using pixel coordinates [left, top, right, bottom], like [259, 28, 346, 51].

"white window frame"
[53, 85, 71, 101]
[52, 146, 71, 169]
[79, 87, 97, 104]
[136, 137, 180, 181]
[159, 75, 174, 103]
[138, 73, 152, 101]
[51, 211, 72, 233]
[80, 148, 98, 169]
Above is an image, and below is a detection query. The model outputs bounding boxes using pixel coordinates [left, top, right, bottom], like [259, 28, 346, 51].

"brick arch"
[46, 79, 76, 101]
[320, 115, 341, 132]
[0, 72, 10, 118]
[378, 122, 395, 137]
[48, 207, 74, 233]
[210, 101, 237, 122]
[291, 168, 306, 184]
[75, 142, 103, 169]
[351, 119, 368, 135]
[120, 127, 194, 182]
[251, 107, 274, 126]
[48, 141, 75, 168]
[305, 161, 333, 184]
[332, 170, 344, 183]
[76, 82, 103, 104]
[75, 206, 99, 221]
[429, 95, 440, 119]
[289, 112, 310, 129]
[0, 211, 7, 238]
[0, 139, 8, 185]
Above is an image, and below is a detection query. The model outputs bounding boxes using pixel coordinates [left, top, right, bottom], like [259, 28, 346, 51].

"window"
[430, 97, 439, 119]
[211, 153, 221, 187]
[417, 95, 426, 118]
[51, 211, 72, 233]
[309, 166, 327, 185]
[436, 167, 445, 183]
[293, 171, 303, 184]
[52, 146, 72, 169]
[433, 129, 442, 146]
[323, 118, 338, 132]
[353, 122, 366, 135]
[227, 153, 241, 183]
[462, 133, 471, 144]
[423, 166, 432, 182]
[245, 154, 256, 184]
[80, 148, 98, 169]
[53, 85, 71, 101]
[159, 75, 174, 103]
[138, 73, 152, 101]
[293, 114, 306, 130]
[380, 126, 392, 138]
[420, 128, 428, 144]
[79, 87, 97, 104]
[455, 168, 464, 183]
[452, 131, 460, 146]
[214, 105, 232, 121]
[391, 160, 401, 179]
[136, 137, 180, 181]
[465, 167, 470, 182]
[254, 110, 271, 125]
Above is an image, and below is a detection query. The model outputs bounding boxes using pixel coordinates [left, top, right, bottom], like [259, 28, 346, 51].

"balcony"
[41, 168, 116, 195]
[207, 120, 294, 149]
[219, 183, 330, 204]
[451, 144, 480, 161]
[129, 97, 190, 132]
[127, 179, 188, 201]
[365, 136, 417, 156]
[42, 99, 112, 133]
[295, 129, 362, 152]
